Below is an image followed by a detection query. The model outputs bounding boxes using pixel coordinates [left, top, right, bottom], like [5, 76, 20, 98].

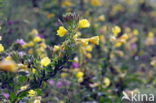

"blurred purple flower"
[62, 80, 71, 86]
[16, 39, 26, 45]
[18, 51, 26, 57]
[38, 34, 45, 39]
[56, 81, 63, 88]
[131, 43, 137, 50]
[47, 80, 55, 86]
[2, 92, 10, 99]
[7, 20, 14, 25]
[72, 62, 80, 68]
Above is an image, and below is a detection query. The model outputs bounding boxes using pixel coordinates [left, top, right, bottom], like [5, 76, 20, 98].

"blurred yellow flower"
[31, 29, 39, 35]
[77, 38, 89, 46]
[53, 45, 60, 52]
[28, 90, 36, 97]
[97, 15, 105, 21]
[78, 19, 90, 28]
[20, 85, 28, 90]
[4, 56, 12, 61]
[34, 36, 42, 42]
[62, 0, 73, 7]
[86, 53, 92, 59]
[61, 72, 68, 78]
[103, 77, 111, 87]
[91, 0, 102, 6]
[133, 29, 139, 35]
[76, 71, 84, 78]
[112, 26, 121, 36]
[148, 32, 154, 38]
[0, 60, 17, 72]
[40, 57, 51, 67]
[85, 45, 93, 52]
[0, 44, 4, 53]
[78, 77, 83, 82]
[115, 42, 122, 47]
[27, 42, 34, 47]
[57, 26, 68, 37]
[89, 36, 99, 45]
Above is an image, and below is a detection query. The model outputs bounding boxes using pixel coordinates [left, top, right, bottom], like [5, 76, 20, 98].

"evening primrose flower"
[91, 0, 102, 6]
[31, 29, 39, 35]
[133, 29, 139, 35]
[77, 38, 89, 46]
[103, 77, 111, 87]
[115, 42, 122, 47]
[28, 90, 36, 97]
[89, 36, 100, 45]
[53, 45, 60, 52]
[40, 57, 51, 67]
[0, 44, 4, 53]
[34, 36, 42, 42]
[76, 71, 84, 78]
[78, 19, 90, 28]
[57, 26, 68, 37]
[0, 60, 17, 72]
[85, 45, 93, 52]
[4, 56, 12, 61]
[20, 85, 28, 90]
[97, 15, 105, 21]
[112, 26, 121, 36]
[62, 0, 73, 7]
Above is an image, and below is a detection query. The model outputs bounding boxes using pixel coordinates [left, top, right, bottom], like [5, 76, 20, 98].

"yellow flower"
[0, 60, 17, 72]
[148, 32, 154, 38]
[97, 15, 105, 21]
[34, 36, 42, 42]
[57, 26, 68, 37]
[62, 0, 73, 7]
[120, 34, 129, 40]
[115, 42, 122, 47]
[110, 36, 116, 42]
[89, 36, 100, 45]
[91, 0, 102, 6]
[103, 77, 111, 87]
[86, 53, 92, 59]
[20, 85, 28, 90]
[112, 26, 121, 36]
[40, 57, 51, 67]
[40, 43, 47, 48]
[28, 90, 36, 97]
[76, 71, 84, 78]
[32, 68, 36, 73]
[85, 45, 93, 52]
[28, 49, 33, 54]
[78, 77, 83, 83]
[31, 29, 39, 35]
[61, 73, 68, 78]
[77, 38, 89, 46]
[133, 29, 139, 35]
[4, 56, 12, 61]
[78, 19, 90, 28]
[27, 42, 34, 47]
[0, 44, 4, 53]
[53, 45, 60, 52]
[73, 32, 81, 40]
